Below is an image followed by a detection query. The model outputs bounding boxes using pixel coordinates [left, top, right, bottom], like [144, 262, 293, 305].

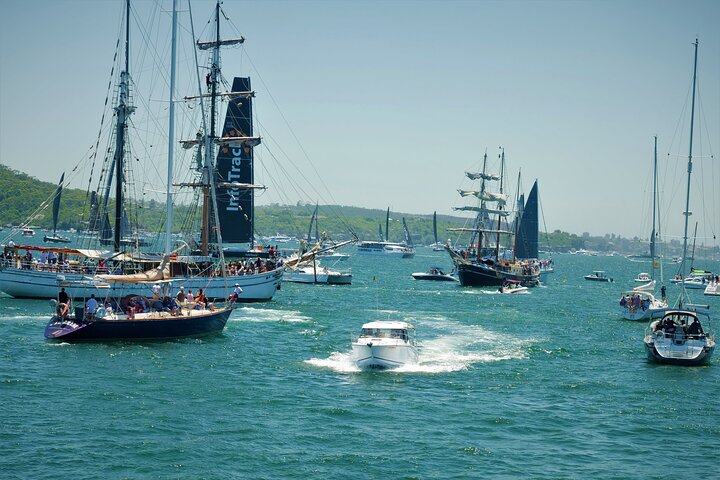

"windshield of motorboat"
[360, 328, 408, 339]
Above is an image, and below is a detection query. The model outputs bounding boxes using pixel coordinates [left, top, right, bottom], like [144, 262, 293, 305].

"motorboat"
[411, 266, 458, 282]
[634, 272, 651, 283]
[356, 241, 415, 258]
[284, 262, 352, 285]
[644, 310, 715, 365]
[351, 320, 418, 369]
[670, 271, 713, 289]
[358, 208, 416, 258]
[584, 271, 613, 282]
[317, 248, 350, 262]
[22, 228, 35, 237]
[705, 277, 720, 296]
[498, 280, 528, 294]
[619, 289, 668, 321]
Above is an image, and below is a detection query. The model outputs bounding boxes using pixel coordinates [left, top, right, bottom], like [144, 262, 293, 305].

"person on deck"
[176, 286, 186, 304]
[85, 294, 99, 320]
[229, 283, 243, 303]
[57, 287, 70, 318]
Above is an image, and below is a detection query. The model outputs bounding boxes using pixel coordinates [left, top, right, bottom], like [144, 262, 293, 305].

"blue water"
[2, 251, 719, 479]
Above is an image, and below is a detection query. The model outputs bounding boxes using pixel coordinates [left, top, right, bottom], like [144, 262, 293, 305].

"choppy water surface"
[2, 252, 719, 478]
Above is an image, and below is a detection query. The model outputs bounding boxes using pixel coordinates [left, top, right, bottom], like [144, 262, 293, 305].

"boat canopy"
[4, 244, 109, 259]
[361, 320, 414, 330]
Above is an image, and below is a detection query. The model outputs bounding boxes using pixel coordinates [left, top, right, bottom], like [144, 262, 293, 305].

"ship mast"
[113, 0, 135, 252]
[678, 38, 698, 307]
[494, 148, 505, 260]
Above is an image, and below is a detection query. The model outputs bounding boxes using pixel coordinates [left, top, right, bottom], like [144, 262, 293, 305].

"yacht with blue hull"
[45, 305, 232, 341]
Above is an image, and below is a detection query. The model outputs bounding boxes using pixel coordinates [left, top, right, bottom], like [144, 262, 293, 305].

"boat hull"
[45, 308, 232, 341]
[411, 273, 458, 282]
[0, 266, 282, 301]
[284, 269, 352, 285]
[352, 343, 418, 369]
[456, 262, 538, 287]
[43, 235, 71, 243]
[643, 336, 715, 366]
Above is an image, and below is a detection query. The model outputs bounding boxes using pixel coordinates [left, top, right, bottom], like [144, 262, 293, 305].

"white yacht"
[634, 272, 651, 283]
[356, 241, 415, 258]
[644, 310, 715, 365]
[498, 280, 528, 294]
[704, 277, 720, 296]
[351, 320, 418, 369]
[619, 289, 668, 321]
[283, 262, 352, 285]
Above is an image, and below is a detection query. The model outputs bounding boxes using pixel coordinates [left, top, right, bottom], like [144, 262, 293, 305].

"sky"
[1, 0, 719, 245]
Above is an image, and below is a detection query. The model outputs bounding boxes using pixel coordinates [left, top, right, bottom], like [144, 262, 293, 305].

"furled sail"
[457, 189, 508, 205]
[515, 181, 539, 259]
[51, 173, 65, 234]
[453, 206, 511, 216]
[96, 255, 172, 283]
[88, 191, 101, 232]
[402, 217, 413, 246]
[465, 172, 500, 181]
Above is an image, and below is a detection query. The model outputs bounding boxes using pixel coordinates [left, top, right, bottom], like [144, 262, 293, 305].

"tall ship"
[0, 0, 282, 301]
[445, 149, 539, 287]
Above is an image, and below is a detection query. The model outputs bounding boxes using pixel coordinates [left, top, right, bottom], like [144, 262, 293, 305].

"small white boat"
[498, 280, 528, 294]
[670, 271, 714, 289]
[584, 271, 613, 282]
[704, 277, 720, 296]
[284, 263, 352, 285]
[411, 267, 458, 282]
[644, 310, 715, 365]
[22, 228, 35, 237]
[317, 249, 350, 261]
[634, 272, 651, 283]
[356, 241, 415, 258]
[351, 320, 418, 369]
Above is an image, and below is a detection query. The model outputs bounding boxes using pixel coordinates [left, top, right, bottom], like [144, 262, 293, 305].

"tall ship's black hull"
[456, 261, 539, 287]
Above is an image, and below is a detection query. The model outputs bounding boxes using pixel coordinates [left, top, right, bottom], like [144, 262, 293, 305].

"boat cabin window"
[361, 328, 408, 339]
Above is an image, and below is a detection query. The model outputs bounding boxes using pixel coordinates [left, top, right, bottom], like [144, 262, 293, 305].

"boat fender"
[366, 342, 373, 347]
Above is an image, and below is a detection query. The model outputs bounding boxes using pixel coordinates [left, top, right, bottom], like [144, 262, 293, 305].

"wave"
[230, 307, 312, 324]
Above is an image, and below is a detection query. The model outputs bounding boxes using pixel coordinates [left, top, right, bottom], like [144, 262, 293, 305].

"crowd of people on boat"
[1, 245, 118, 274]
[223, 256, 282, 276]
[619, 293, 652, 312]
[652, 314, 704, 338]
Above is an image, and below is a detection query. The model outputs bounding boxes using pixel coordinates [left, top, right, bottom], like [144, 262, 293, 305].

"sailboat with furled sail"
[643, 39, 714, 365]
[43, 173, 71, 244]
[446, 149, 539, 287]
[1, 0, 282, 302]
[45, 0, 232, 341]
[619, 136, 668, 321]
